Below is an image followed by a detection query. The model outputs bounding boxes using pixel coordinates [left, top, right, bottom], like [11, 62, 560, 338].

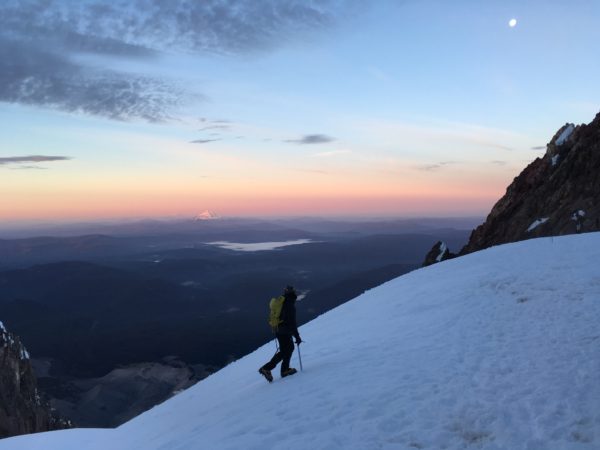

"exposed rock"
[423, 241, 455, 266]
[461, 113, 600, 254]
[423, 112, 600, 264]
[0, 321, 71, 438]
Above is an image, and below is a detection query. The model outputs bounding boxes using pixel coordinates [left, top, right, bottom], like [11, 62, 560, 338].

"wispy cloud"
[199, 125, 231, 132]
[10, 165, 49, 170]
[190, 139, 220, 144]
[0, 1, 356, 121]
[416, 161, 457, 171]
[491, 160, 508, 165]
[479, 142, 513, 151]
[531, 145, 546, 150]
[0, 38, 183, 122]
[0, 155, 71, 165]
[286, 134, 336, 145]
[357, 118, 527, 154]
[200, 118, 232, 125]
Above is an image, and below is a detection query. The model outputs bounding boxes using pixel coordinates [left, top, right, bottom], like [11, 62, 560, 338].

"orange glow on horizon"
[0, 191, 498, 221]
[0, 153, 515, 222]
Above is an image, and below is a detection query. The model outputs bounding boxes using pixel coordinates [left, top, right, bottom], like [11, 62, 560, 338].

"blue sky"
[1, 0, 599, 220]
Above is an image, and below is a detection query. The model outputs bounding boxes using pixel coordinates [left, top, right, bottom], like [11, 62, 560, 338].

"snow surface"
[208, 239, 313, 251]
[527, 217, 549, 232]
[555, 124, 574, 146]
[551, 154, 560, 167]
[3, 233, 600, 450]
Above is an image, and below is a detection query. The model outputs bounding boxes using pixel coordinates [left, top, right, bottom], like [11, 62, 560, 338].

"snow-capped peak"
[193, 210, 220, 221]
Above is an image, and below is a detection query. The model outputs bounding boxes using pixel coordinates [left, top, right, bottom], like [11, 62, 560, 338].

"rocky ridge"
[425, 112, 600, 264]
[0, 321, 70, 438]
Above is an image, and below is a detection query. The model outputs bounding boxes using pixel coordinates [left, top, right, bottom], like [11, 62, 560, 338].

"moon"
[509, 18, 517, 28]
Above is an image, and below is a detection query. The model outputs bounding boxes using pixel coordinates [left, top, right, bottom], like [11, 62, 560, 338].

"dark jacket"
[277, 291, 300, 339]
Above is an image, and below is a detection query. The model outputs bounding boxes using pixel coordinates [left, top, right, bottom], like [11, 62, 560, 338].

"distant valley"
[0, 217, 478, 427]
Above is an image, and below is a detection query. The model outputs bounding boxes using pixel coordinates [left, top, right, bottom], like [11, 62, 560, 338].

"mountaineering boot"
[258, 367, 273, 382]
[281, 368, 297, 378]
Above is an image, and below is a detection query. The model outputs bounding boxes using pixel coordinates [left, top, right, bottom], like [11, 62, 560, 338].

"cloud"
[1, 1, 347, 55]
[491, 160, 507, 165]
[199, 125, 231, 131]
[190, 139, 220, 144]
[531, 145, 547, 150]
[416, 161, 457, 171]
[0, 38, 183, 122]
[79, 1, 342, 55]
[475, 141, 514, 151]
[11, 166, 48, 170]
[0, 1, 355, 120]
[286, 134, 336, 145]
[355, 118, 530, 158]
[198, 118, 233, 132]
[0, 155, 71, 165]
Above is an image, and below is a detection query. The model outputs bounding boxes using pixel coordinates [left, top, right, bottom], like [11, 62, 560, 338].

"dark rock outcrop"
[461, 114, 600, 254]
[423, 241, 455, 266]
[424, 112, 600, 265]
[0, 321, 71, 438]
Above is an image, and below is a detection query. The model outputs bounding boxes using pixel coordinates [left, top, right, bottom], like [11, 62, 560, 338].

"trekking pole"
[297, 343, 303, 372]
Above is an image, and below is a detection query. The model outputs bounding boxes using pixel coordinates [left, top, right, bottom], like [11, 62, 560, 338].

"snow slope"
[3, 233, 600, 450]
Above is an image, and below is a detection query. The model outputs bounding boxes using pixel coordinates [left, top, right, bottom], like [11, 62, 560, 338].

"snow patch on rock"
[436, 241, 448, 262]
[527, 217, 549, 232]
[555, 124, 574, 145]
[20, 347, 30, 360]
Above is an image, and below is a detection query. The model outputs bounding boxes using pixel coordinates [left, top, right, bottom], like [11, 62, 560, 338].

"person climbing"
[258, 285, 302, 382]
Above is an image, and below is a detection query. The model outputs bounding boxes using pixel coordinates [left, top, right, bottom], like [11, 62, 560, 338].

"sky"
[1, 0, 599, 222]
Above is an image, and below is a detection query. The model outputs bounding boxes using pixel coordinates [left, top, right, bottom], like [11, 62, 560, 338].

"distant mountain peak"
[194, 210, 220, 221]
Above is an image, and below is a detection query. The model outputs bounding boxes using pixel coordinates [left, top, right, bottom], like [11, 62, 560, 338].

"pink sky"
[0, 191, 499, 221]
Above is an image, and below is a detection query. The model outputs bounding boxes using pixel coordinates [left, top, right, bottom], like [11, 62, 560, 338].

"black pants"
[262, 333, 294, 375]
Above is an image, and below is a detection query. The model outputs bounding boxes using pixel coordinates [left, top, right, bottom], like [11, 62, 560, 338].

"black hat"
[284, 285, 295, 294]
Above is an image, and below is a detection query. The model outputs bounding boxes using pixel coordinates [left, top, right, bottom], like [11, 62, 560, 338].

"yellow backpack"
[268, 296, 285, 331]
